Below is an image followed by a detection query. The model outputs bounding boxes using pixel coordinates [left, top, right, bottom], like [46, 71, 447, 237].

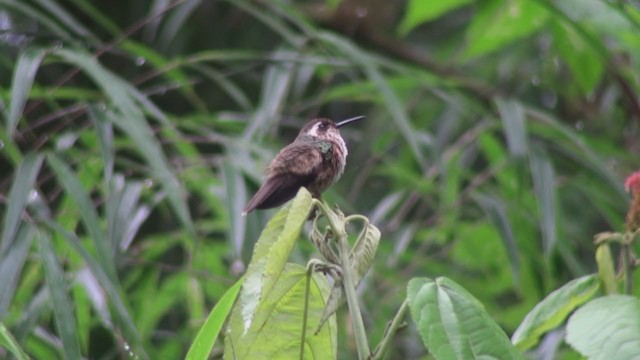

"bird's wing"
[243, 143, 323, 214]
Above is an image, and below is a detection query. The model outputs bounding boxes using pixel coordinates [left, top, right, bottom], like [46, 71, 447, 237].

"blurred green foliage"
[0, 0, 639, 358]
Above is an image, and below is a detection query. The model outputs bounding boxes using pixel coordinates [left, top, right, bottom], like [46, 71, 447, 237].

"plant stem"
[338, 230, 370, 359]
[371, 299, 409, 360]
[299, 268, 313, 360]
[622, 242, 633, 294]
[313, 200, 370, 359]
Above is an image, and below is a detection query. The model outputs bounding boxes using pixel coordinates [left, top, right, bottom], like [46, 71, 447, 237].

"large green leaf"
[552, 21, 604, 95]
[566, 295, 640, 359]
[407, 277, 524, 360]
[511, 274, 599, 350]
[225, 264, 336, 359]
[464, 0, 549, 59]
[398, 0, 474, 36]
[186, 277, 244, 360]
[236, 188, 313, 333]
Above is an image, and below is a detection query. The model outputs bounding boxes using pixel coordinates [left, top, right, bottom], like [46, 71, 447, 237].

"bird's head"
[297, 116, 364, 142]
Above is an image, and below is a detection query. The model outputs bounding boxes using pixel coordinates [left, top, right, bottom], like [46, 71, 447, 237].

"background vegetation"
[0, 0, 639, 358]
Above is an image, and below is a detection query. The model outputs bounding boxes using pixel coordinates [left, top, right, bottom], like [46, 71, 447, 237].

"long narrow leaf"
[53, 48, 193, 232]
[47, 154, 117, 281]
[1, 153, 43, 256]
[0, 322, 29, 360]
[0, 225, 34, 319]
[529, 149, 557, 255]
[42, 219, 146, 359]
[7, 48, 47, 136]
[186, 277, 244, 360]
[37, 229, 82, 360]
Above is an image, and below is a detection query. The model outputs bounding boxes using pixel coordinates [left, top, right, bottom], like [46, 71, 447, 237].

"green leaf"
[464, 0, 549, 59]
[222, 159, 247, 257]
[0, 225, 34, 318]
[225, 264, 336, 359]
[511, 274, 599, 350]
[407, 277, 524, 360]
[552, 21, 604, 95]
[42, 219, 146, 359]
[595, 243, 618, 295]
[47, 154, 117, 282]
[529, 149, 557, 255]
[186, 277, 244, 360]
[88, 104, 114, 181]
[37, 229, 82, 360]
[398, 0, 473, 36]
[1, 153, 43, 256]
[496, 98, 528, 158]
[566, 295, 640, 359]
[236, 188, 313, 332]
[7, 48, 47, 136]
[0, 322, 29, 360]
[319, 32, 427, 170]
[472, 194, 520, 288]
[243, 55, 294, 141]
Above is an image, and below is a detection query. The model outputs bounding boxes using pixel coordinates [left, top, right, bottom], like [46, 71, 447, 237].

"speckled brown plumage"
[243, 117, 362, 215]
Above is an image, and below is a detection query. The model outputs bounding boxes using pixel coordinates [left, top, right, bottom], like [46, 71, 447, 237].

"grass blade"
[0, 322, 29, 360]
[47, 154, 117, 281]
[319, 32, 427, 170]
[37, 228, 82, 360]
[53, 48, 193, 232]
[0, 153, 43, 256]
[42, 219, 147, 359]
[529, 149, 557, 255]
[7, 48, 47, 136]
[0, 225, 34, 319]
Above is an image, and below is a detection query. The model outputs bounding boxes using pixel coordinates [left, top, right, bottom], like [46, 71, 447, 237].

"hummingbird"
[243, 116, 364, 215]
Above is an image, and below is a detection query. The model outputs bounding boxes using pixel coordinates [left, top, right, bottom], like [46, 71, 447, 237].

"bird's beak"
[336, 115, 365, 128]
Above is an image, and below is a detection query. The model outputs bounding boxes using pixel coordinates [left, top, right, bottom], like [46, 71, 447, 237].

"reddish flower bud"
[625, 171, 640, 231]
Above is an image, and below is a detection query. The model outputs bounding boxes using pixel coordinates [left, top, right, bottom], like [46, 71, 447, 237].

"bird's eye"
[318, 122, 327, 130]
